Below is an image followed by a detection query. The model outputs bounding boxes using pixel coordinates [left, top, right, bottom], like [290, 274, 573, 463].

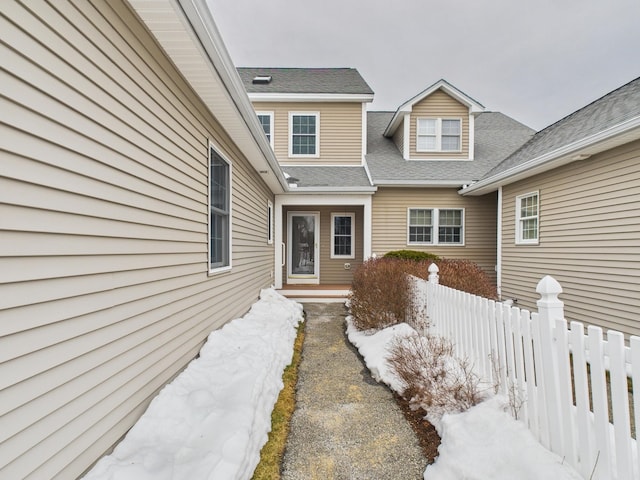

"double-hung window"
[408, 209, 433, 244]
[408, 208, 464, 245]
[438, 209, 463, 244]
[516, 192, 539, 244]
[256, 112, 274, 148]
[209, 146, 231, 272]
[289, 112, 319, 157]
[331, 213, 355, 259]
[417, 118, 461, 152]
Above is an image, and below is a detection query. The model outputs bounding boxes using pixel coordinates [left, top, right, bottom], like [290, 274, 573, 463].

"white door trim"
[287, 211, 320, 284]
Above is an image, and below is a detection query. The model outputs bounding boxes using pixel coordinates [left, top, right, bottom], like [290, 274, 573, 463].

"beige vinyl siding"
[251, 101, 363, 165]
[393, 119, 405, 156]
[282, 206, 364, 284]
[372, 187, 497, 281]
[501, 140, 640, 337]
[409, 90, 469, 159]
[0, 1, 274, 479]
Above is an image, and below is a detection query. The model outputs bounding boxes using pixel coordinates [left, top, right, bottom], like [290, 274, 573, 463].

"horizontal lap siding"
[410, 90, 469, 159]
[251, 101, 363, 165]
[371, 188, 497, 281]
[0, 1, 274, 478]
[501, 140, 640, 336]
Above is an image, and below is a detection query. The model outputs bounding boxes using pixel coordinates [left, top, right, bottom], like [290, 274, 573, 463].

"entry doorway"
[287, 212, 319, 284]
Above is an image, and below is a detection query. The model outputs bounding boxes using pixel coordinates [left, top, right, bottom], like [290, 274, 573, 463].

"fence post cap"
[536, 275, 562, 296]
[428, 262, 439, 273]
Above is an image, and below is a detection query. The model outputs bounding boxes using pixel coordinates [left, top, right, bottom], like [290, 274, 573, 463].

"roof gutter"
[374, 180, 470, 187]
[248, 93, 374, 103]
[287, 186, 378, 194]
[461, 115, 640, 196]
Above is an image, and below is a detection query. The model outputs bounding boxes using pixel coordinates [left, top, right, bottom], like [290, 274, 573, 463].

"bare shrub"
[437, 259, 498, 299]
[388, 333, 485, 423]
[349, 258, 426, 331]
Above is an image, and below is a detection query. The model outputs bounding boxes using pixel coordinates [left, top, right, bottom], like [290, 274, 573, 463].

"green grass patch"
[251, 321, 305, 480]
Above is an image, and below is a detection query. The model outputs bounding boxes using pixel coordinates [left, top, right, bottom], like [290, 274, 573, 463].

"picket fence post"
[428, 262, 439, 284]
[535, 276, 565, 455]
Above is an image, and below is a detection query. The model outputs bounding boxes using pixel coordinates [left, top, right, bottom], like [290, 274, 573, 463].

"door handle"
[281, 242, 286, 267]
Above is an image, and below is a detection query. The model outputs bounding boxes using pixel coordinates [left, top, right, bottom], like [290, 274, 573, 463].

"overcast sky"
[207, 0, 640, 131]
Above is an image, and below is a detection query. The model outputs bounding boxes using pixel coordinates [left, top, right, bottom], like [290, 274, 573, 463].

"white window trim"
[331, 213, 355, 259]
[515, 191, 539, 245]
[288, 111, 320, 158]
[208, 141, 232, 274]
[256, 111, 274, 149]
[407, 207, 465, 246]
[416, 117, 462, 153]
[267, 200, 273, 244]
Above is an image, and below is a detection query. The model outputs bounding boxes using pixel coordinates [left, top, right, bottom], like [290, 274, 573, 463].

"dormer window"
[417, 118, 461, 152]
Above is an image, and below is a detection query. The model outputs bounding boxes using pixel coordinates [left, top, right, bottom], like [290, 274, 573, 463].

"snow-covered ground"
[83, 289, 303, 480]
[347, 319, 584, 480]
[84, 290, 582, 480]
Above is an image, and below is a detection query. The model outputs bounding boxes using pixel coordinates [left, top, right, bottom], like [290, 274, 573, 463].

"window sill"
[208, 265, 232, 276]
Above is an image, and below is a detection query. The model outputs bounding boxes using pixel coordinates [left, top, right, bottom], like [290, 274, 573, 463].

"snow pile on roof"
[83, 289, 303, 480]
[346, 319, 582, 480]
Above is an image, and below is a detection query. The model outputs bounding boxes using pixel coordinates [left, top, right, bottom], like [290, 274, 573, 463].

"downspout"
[496, 186, 503, 300]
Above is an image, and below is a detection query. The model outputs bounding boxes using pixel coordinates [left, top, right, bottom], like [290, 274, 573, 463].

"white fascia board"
[134, 0, 289, 193]
[374, 180, 469, 187]
[461, 116, 640, 196]
[286, 186, 378, 194]
[248, 93, 374, 103]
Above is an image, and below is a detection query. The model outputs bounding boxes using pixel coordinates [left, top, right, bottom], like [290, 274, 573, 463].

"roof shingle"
[237, 67, 374, 95]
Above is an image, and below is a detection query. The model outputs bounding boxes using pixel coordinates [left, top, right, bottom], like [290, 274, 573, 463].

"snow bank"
[84, 288, 303, 480]
[345, 317, 415, 392]
[346, 318, 583, 480]
[424, 396, 583, 480]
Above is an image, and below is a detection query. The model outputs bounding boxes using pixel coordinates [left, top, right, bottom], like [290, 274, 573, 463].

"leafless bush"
[436, 259, 498, 299]
[349, 258, 426, 331]
[388, 332, 485, 423]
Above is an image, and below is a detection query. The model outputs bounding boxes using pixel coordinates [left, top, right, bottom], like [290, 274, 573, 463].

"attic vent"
[252, 75, 272, 84]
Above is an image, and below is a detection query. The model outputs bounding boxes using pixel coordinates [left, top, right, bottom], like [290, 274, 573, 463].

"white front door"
[287, 212, 319, 284]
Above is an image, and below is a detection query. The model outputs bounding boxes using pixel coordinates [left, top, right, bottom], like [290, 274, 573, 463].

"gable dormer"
[383, 79, 485, 161]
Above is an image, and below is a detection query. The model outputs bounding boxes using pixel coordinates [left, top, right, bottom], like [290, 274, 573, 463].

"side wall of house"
[501, 139, 640, 337]
[0, 1, 274, 478]
[371, 187, 497, 281]
[250, 101, 363, 166]
[409, 90, 470, 159]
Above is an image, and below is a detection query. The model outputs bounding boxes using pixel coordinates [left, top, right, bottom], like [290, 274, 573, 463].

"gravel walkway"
[281, 302, 426, 480]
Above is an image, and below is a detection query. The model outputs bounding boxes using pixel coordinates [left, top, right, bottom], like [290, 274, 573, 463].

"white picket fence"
[409, 263, 640, 480]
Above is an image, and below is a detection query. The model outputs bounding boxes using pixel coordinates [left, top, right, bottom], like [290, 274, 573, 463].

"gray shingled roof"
[237, 67, 374, 95]
[366, 112, 535, 184]
[281, 166, 373, 189]
[482, 76, 640, 180]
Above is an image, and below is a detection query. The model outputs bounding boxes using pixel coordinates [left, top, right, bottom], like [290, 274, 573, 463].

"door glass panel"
[291, 215, 315, 275]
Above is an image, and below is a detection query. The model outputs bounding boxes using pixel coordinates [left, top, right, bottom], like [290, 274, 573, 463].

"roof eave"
[461, 116, 640, 196]
[129, 0, 289, 193]
[287, 186, 378, 193]
[247, 93, 374, 103]
[373, 180, 470, 188]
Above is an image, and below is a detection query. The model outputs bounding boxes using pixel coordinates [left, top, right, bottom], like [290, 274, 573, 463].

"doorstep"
[277, 284, 351, 303]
